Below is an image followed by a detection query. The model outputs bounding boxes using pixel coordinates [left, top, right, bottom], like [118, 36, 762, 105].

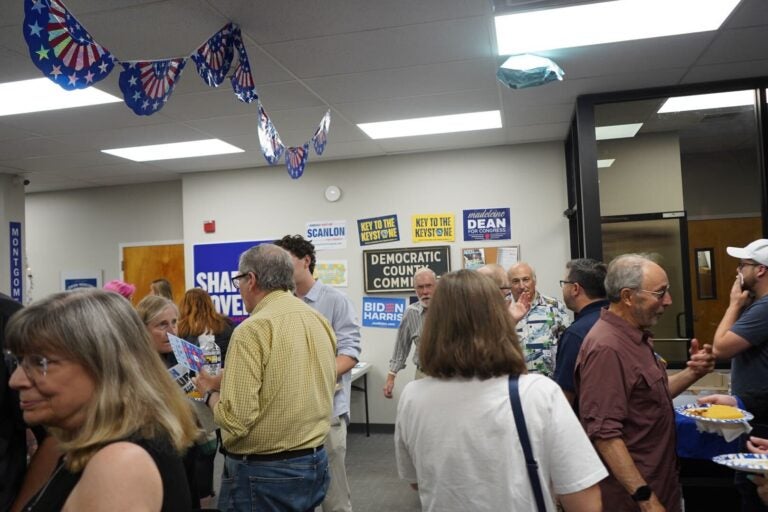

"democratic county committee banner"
[363, 246, 450, 293]
[193, 240, 271, 322]
[462, 207, 510, 241]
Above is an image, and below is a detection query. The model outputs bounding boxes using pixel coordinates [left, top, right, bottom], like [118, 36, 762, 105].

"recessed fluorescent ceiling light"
[595, 123, 643, 141]
[658, 90, 754, 113]
[495, 0, 740, 54]
[357, 111, 502, 139]
[0, 77, 121, 116]
[598, 159, 616, 168]
[102, 139, 244, 162]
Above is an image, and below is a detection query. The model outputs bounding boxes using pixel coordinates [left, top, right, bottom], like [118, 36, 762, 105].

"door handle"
[676, 312, 687, 338]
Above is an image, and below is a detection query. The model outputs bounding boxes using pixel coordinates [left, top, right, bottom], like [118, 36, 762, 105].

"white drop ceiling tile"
[254, 82, 327, 110]
[335, 88, 500, 124]
[159, 87, 260, 121]
[503, 103, 574, 127]
[723, 0, 768, 29]
[262, 17, 493, 78]
[698, 26, 768, 65]
[0, 121, 36, 141]
[547, 33, 713, 80]
[1, 103, 173, 136]
[505, 122, 571, 144]
[0, 0, 24, 29]
[0, 137, 79, 162]
[310, 140, 385, 160]
[217, 0, 488, 44]
[59, 162, 165, 179]
[72, 1, 227, 62]
[22, 173, 95, 193]
[52, 122, 209, 151]
[375, 129, 506, 153]
[4, 150, 116, 173]
[682, 60, 768, 84]
[151, 151, 262, 171]
[185, 114, 259, 139]
[81, 173, 181, 187]
[303, 58, 497, 104]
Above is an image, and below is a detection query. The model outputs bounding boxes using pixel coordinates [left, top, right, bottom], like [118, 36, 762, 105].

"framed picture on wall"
[461, 246, 520, 270]
[61, 270, 103, 291]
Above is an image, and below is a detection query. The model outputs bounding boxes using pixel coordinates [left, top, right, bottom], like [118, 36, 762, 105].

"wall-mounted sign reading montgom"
[363, 245, 451, 293]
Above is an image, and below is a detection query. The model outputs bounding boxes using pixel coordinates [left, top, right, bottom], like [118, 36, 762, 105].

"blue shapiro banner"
[362, 297, 406, 329]
[193, 240, 271, 323]
[9, 222, 22, 302]
[357, 214, 399, 246]
[463, 208, 510, 241]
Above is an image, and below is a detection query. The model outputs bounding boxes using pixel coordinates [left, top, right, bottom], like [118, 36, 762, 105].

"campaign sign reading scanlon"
[363, 245, 450, 293]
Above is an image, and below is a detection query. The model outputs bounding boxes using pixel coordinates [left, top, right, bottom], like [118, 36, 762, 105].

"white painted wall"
[598, 133, 684, 216]
[0, 175, 26, 299]
[25, 181, 183, 301]
[182, 143, 570, 424]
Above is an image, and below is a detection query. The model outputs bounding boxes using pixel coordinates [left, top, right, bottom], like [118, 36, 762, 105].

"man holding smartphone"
[713, 238, 768, 511]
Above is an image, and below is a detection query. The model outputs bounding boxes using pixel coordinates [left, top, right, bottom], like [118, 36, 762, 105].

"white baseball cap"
[726, 239, 768, 266]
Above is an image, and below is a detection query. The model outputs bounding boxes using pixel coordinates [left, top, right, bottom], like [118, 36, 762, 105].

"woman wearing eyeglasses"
[7, 289, 198, 511]
[394, 270, 607, 512]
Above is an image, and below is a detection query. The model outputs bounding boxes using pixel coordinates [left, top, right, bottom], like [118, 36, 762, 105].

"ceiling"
[1, 0, 767, 193]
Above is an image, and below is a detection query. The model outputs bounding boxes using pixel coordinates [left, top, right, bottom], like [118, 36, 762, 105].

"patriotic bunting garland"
[21, 0, 330, 178]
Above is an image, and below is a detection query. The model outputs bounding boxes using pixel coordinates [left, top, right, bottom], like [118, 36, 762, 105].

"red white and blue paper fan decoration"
[22, 0, 332, 176]
[119, 58, 186, 115]
[257, 103, 285, 165]
[24, 0, 115, 90]
[191, 23, 235, 88]
[312, 110, 331, 155]
[230, 28, 258, 103]
[286, 144, 309, 179]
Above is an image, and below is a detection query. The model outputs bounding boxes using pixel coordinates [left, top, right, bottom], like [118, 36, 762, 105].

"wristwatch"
[631, 485, 652, 502]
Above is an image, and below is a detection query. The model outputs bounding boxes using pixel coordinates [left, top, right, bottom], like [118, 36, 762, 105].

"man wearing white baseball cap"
[713, 238, 768, 510]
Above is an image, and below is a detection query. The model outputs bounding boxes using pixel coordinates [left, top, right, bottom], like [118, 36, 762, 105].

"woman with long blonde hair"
[7, 289, 198, 511]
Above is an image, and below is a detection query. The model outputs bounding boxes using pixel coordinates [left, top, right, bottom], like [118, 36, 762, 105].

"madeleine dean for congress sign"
[363, 246, 450, 293]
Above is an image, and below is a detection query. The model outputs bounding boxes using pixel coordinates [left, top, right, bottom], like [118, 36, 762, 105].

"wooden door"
[122, 243, 185, 305]
[687, 218, 762, 343]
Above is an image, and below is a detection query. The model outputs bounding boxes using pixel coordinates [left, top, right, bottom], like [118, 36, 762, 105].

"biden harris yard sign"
[463, 208, 510, 241]
[362, 297, 406, 328]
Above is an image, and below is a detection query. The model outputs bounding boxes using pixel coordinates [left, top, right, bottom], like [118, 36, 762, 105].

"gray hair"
[605, 254, 648, 302]
[239, 244, 295, 292]
[414, 267, 436, 280]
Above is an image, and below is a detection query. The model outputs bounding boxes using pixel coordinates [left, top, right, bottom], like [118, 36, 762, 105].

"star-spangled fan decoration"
[191, 23, 235, 87]
[24, 0, 115, 90]
[312, 110, 331, 155]
[230, 28, 258, 103]
[285, 144, 309, 179]
[119, 58, 186, 115]
[257, 103, 285, 165]
[21, 0, 332, 174]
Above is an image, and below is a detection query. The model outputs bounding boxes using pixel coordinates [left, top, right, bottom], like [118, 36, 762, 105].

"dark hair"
[150, 278, 173, 300]
[274, 234, 316, 274]
[419, 270, 526, 379]
[566, 258, 607, 299]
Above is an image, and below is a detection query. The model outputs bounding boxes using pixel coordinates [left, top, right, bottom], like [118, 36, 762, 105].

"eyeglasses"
[637, 286, 671, 300]
[231, 272, 250, 290]
[4, 352, 58, 379]
[738, 261, 763, 271]
[559, 280, 576, 288]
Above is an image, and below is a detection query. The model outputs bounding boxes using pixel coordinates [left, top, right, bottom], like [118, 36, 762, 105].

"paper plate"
[675, 403, 753, 424]
[713, 453, 768, 474]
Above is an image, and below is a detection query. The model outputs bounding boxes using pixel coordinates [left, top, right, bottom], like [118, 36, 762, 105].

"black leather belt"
[224, 445, 324, 462]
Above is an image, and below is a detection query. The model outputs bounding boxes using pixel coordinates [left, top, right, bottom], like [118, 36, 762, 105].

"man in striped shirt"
[383, 268, 436, 399]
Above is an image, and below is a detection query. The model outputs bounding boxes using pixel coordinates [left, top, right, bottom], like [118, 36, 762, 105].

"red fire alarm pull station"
[203, 220, 216, 233]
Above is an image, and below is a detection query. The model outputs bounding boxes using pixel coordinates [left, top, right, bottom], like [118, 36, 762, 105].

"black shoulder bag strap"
[508, 375, 547, 512]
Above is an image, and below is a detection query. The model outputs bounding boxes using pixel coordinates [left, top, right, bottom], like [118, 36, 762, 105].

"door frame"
[601, 211, 693, 369]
